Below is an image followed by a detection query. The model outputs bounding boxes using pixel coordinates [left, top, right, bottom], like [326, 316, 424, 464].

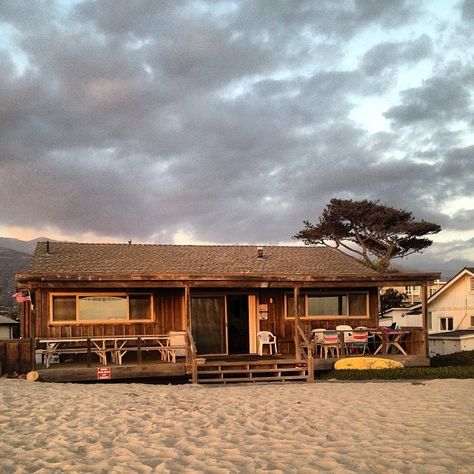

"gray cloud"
[384, 75, 472, 124]
[362, 35, 432, 76]
[462, 0, 474, 21]
[0, 0, 473, 280]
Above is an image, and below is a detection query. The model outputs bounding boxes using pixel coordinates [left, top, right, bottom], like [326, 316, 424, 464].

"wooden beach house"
[14, 241, 439, 382]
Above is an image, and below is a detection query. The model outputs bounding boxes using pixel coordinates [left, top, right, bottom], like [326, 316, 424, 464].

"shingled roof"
[26, 241, 378, 277]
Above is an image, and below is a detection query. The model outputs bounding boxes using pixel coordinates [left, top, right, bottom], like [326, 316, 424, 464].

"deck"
[28, 353, 429, 383]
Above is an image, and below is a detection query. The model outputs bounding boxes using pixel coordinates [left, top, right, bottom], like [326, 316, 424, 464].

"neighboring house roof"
[17, 242, 439, 283]
[410, 267, 474, 312]
[0, 315, 20, 325]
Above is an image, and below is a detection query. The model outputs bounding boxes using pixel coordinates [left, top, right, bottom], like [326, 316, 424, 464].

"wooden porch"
[24, 353, 429, 383]
[1, 323, 430, 383]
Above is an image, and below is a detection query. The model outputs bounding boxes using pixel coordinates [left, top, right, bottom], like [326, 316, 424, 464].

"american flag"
[12, 290, 31, 304]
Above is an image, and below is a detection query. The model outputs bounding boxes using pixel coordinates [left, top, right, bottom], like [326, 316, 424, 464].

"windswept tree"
[380, 288, 407, 316]
[294, 198, 441, 271]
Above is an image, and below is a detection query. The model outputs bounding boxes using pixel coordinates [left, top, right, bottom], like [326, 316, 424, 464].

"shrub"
[430, 350, 474, 367]
[319, 365, 474, 380]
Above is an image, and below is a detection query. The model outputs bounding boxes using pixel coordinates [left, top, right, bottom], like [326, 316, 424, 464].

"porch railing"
[186, 328, 198, 384]
[296, 324, 314, 382]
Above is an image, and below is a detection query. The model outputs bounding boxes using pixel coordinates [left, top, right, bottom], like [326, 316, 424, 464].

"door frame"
[190, 293, 258, 355]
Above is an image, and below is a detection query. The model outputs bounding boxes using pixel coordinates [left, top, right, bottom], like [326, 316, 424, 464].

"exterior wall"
[429, 336, 474, 356]
[429, 274, 474, 333]
[23, 287, 184, 339]
[390, 282, 445, 304]
[0, 326, 13, 339]
[259, 287, 379, 354]
[23, 284, 380, 356]
[381, 309, 422, 328]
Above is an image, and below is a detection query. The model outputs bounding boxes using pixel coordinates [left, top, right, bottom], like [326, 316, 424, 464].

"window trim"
[439, 316, 454, 331]
[285, 291, 370, 320]
[49, 292, 154, 324]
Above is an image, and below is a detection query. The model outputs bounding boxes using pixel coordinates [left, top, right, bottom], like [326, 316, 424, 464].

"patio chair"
[351, 330, 369, 355]
[166, 331, 187, 362]
[257, 331, 278, 356]
[311, 328, 326, 354]
[320, 330, 340, 359]
[336, 325, 353, 353]
[355, 326, 376, 353]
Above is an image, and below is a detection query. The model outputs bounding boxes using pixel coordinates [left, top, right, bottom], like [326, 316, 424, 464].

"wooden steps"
[194, 359, 309, 384]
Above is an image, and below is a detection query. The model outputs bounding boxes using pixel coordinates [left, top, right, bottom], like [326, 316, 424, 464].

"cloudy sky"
[1, 0, 473, 278]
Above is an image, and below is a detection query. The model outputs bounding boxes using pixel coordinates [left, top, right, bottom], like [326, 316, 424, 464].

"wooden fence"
[0, 339, 33, 376]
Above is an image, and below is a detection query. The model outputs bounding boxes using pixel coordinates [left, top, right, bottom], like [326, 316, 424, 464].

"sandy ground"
[1, 378, 473, 474]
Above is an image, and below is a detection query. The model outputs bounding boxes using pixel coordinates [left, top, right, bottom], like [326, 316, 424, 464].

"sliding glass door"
[191, 297, 226, 354]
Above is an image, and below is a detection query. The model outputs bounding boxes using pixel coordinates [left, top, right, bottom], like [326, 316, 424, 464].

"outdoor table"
[38, 337, 110, 368]
[372, 329, 410, 356]
[110, 335, 174, 365]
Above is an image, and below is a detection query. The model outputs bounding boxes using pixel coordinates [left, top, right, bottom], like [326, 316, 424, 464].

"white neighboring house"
[379, 307, 423, 328]
[0, 315, 20, 339]
[426, 267, 474, 334]
[379, 268, 474, 356]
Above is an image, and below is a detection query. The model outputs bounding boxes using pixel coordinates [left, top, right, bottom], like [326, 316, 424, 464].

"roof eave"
[16, 271, 441, 285]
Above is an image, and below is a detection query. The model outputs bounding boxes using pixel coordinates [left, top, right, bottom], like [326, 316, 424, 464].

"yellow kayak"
[334, 357, 404, 370]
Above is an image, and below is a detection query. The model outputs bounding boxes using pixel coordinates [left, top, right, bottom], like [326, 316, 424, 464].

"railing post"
[137, 336, 142, 365]
[307, 344, 314, 382]
[192, 355, 198, 384]
[86, 338, 91, 367]
[294, 286, 301, 362]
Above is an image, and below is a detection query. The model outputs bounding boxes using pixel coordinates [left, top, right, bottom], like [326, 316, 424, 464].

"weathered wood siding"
[0, 339, 32, 375]
[258, 288, 379, 354]
[22, 287, 185, 339]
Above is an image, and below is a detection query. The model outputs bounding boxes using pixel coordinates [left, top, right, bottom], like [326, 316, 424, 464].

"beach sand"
[1, 378, 473, 473]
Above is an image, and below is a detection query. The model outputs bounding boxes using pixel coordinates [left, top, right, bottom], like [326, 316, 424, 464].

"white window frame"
[50, 292, 154, 324]
[439, 317, 453, 331]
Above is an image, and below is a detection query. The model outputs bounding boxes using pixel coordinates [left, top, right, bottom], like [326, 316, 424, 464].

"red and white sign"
[97, 367, 111, 380]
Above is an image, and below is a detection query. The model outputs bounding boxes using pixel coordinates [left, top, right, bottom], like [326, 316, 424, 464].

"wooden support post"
[381, 330, 388, 355]
[191, 356, 198, 384]
[185, 285, 198, 384]
[29, 291, 36, 371]
[137, 336, 142, 365]
[421, 283, 429, 357]
[294, 286, 301, 363]
[86, 338, 91, 367]
[307, 344, 314, 382]
[185, 285, 191, 331]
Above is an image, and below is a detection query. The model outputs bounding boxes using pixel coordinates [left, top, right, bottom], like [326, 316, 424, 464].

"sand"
[1, 378, 473, 474]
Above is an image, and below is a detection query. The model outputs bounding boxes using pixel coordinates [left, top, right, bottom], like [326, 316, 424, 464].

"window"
[470, 315, 474, 327]
[404, 285, 420, 296]
[286, 292, 368, 319]
[440, 317, 453, 331]
[428, 311, 432, 330]
[470, 278, 474, 293]
[51, 293, 153, 323]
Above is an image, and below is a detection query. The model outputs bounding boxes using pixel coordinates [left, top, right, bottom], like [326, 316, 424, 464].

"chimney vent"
[128, 240, 132, 245]
[46, 241, 50, 255]
[257, 246, 264, 258]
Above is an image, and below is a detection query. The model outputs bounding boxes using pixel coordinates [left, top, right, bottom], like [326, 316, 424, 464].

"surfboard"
[334, 357, 404, 370]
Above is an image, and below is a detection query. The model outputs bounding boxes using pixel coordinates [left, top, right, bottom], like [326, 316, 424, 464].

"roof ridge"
[41, 242, 329, 249]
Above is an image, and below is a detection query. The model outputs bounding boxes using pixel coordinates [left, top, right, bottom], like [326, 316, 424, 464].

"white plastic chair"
[336, 325, 353, 351]
[311, 328, 326, 354]
[257, 331, 278, 356]
[166, 331, 187, 362]
[320, 330, 340, 359]
[351, 330, 369, 355]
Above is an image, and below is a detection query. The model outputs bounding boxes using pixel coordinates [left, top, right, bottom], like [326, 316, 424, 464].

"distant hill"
[0, 247, 32, 318]
[0, 237, 53, 255]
